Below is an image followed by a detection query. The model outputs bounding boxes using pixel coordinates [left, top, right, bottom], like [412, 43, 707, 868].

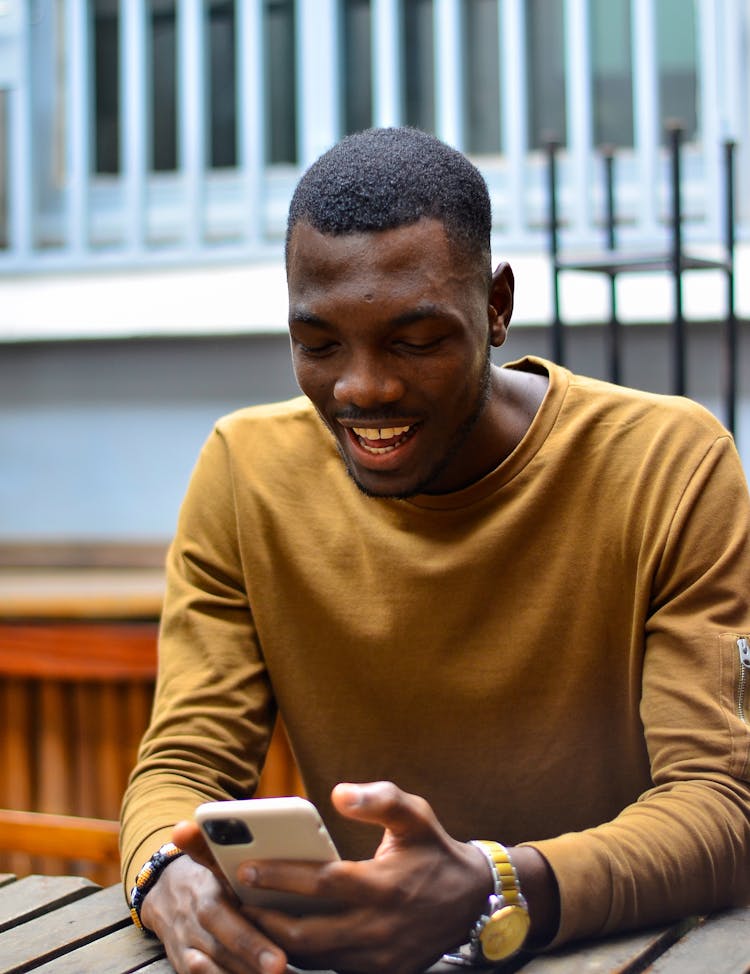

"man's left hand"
[236, 780, 492, 974]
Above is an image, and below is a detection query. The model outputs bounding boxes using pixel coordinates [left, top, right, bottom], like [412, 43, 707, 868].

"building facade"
[1, 1, 749, 539]
[1, 0, 747, 281]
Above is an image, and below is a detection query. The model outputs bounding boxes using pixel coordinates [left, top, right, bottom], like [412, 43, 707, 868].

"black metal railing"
[546, 125, 737, 434]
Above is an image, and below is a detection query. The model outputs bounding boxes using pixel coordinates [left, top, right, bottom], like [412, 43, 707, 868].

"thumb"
[172, 819, 217, 872]
[331, 780, 440, 846]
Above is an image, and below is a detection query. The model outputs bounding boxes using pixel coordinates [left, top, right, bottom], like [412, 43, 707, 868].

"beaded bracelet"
[129, 841, 185, 933]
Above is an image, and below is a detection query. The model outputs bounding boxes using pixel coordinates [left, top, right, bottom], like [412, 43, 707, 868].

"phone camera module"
[204, 817, 253, 845]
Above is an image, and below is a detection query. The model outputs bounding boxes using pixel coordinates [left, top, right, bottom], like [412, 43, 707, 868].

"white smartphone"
[195, 796, 340, 914]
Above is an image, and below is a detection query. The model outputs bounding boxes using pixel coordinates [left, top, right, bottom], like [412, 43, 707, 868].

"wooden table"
[1, 873, 749, 974]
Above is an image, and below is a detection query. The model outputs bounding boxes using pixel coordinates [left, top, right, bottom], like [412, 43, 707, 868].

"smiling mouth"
[350, 425, 417, 454]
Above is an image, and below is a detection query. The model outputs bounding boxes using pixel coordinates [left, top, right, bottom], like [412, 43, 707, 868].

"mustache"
[334, 407, 413, 423]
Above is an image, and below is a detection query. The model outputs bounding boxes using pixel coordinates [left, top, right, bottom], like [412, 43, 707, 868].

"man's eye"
[396, 338, 442, 352]
[294, 339, 336, 356]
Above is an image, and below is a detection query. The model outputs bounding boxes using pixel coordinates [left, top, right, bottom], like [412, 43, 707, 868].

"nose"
[333, 352, 404, 408]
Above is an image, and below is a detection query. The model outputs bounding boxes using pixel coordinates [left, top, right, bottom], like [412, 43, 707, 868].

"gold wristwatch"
[469, 840, 530, 963]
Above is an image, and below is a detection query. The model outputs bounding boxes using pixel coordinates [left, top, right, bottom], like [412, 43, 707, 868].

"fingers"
[142, 854, 288, 974]
[171, 820, 245, 906]
[237, 855, 364, 906]
[164, 915, 287, 974]
[195, 900, 288, 974]
[173, 819, 215, 871]
[248, 899, 446, 974]
[246, 906, 385, 973]
[332, 780, 440, 844]
[166, 945, 278, 974]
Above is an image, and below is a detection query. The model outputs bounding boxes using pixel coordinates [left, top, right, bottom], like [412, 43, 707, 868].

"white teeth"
[349, 424, 415, 455]
[352, 425, 411, 441]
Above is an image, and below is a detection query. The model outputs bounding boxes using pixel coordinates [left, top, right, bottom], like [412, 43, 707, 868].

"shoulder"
[178, 396, 342, 524]
[568, 372, 728, 455]
[201, 396, 340, 489]
[525, 356, 731, 447]
[510, 356, 738, 490]
[215, 395, 319, 436]
[209, 396, 330, 455]
[562, 369, 743, 507]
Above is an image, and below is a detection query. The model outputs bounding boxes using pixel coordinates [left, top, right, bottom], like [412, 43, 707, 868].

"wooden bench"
[0, 810, 120, 864]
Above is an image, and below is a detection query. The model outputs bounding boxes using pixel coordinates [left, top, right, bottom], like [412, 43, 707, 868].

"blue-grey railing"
[0, 0, 747, 276]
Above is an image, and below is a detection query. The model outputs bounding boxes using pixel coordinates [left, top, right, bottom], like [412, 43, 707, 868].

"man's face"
[286, 217, 506, 498]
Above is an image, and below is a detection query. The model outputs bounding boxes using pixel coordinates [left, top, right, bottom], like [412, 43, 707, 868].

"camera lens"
[204, 817, 253, 845]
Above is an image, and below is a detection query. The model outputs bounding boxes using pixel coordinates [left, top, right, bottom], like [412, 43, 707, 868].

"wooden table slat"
[27, 923, 166, 974]
[518, 916, 698, 973]
[1, 879, 747, 974]
[647, 908, 750, 974]
[0, 882, 129, 974]
[427, 958, 523, 973]
[0, 875, 98, 934]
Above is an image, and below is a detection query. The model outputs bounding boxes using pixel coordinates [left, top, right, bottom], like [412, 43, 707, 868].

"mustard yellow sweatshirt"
[121, 357, 750, 945]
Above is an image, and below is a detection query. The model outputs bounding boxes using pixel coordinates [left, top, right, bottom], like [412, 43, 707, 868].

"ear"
[488, 261, 514, 348]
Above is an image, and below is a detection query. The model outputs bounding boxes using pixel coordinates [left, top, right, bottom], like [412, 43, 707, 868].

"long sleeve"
[528, 435, 750, 944]
[120, 426, 276, 893]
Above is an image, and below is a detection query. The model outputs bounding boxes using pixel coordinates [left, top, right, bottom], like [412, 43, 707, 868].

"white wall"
[1, 320, 747, 542]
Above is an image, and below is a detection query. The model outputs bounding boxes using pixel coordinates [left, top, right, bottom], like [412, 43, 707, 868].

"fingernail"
[338, 783, 363, 807]
[238, 864, 258, 885]
[259, 949, 280, 973]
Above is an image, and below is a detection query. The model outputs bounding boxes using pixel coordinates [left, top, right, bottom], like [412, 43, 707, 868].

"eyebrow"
[289, 304, 457, 328]
[391, 305, 455, 327]
[288, 309, 328, 328]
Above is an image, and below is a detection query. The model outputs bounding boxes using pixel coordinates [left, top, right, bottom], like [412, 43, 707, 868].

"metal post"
[546, 138, 563, 366]
[603, 147, 620, 385]
[667, 121, 685, 396]
[723, 139, 737, 435]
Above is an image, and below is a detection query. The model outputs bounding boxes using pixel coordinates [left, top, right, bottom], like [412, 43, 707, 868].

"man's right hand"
[139, 825, 288, 974]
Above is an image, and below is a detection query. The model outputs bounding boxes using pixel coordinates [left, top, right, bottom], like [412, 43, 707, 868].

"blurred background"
[1, 0, 749, 887]
[0, 0, 748, 543]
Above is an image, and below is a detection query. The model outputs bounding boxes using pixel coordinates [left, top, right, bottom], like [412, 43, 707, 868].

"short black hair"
[285, 127, 492, 271]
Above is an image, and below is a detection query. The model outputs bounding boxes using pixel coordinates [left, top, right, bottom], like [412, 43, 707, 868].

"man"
[121, 127, 750, 974]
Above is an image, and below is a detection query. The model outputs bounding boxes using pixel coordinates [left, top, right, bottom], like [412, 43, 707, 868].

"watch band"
[468, 840, 530, 963]
[470, 840, 527, 908]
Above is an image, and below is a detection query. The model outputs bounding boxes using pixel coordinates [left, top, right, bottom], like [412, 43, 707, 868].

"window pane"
[208, 0, 237, 167]
[341, 0, 372, 135]
[462, 0, 500, 155]
[402, 0, 434, 133]
[656, 0, 697, 140]
[93, 0, 120, 174]
[264, 0, 297, 164]
[150, 0, 177, 172]
[590, 0, 633, 147]
[526, 0, 566, 148]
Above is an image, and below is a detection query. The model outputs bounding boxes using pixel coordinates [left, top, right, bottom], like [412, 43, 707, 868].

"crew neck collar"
[402, 357, 568, 511]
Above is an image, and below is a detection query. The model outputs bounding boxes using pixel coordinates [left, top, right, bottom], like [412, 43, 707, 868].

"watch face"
[479, 905, 531, 961]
